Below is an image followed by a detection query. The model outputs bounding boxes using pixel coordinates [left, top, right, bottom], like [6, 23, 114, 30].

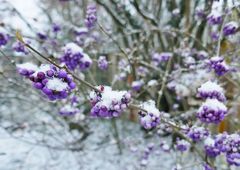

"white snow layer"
[46, 78, 68, 91]
[198, 81, 224, 93]
[199, 99, 227, 111]
[16, 62, 38, 71]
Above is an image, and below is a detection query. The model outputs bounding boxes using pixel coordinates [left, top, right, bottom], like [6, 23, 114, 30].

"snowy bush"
[0, 0, 240, 169]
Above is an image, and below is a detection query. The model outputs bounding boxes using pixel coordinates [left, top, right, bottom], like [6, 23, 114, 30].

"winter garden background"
[0, 0, 240, 169]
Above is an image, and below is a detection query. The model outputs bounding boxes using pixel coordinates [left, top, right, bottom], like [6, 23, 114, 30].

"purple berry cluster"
[17, 63, 76, 100]
[37, 32, 48, 40]
[204, 137, 221, 157]
[97, 56, 108, 70]
[197, 80, 227, 124]
[227, 153, 240, 166]
[210, 32, 219, 41]
[89, 86, 131, 118]
[223, 21, 238, 36]
[85, 5, 97, 29]
[195, 7, 206, 19]
[131, 80, 144, 92]
[176, 138, 190, 152]
[197, 99, 227, 124]
[204, 133, 240, 166]
[137, 66, 149, 77]
[138, 100, 161, 129]
[152, 52, 172, 65]
[0, 32, 9, 46]
[221, 133, 240, 166]
[52, 23, 61, 33]
[197, 81, 226, 102]
[207, 11, 222, 25]
[206, 56, 229, 76]
[60, 43, 92, 71]
[17, 63, 38, 77]
[186, 126, 209, 142]
[12, 41, 29, 54]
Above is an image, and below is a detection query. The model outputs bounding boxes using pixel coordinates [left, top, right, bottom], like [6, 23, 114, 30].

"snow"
[37, 64, 51, 72]
[204, 137, 215, 146]
[207, 10, 222, 18]
[95, 86, 127, 108]
[228, 133, 240, 141]
[190, 126, 205, 132]
[198, 50, 208, 57]
[162, 143, 170, 151]
[60, 104, 78, 113]
[225, 21, 238, 28]
[63, 43, 83, 54]
[232, 157, 240, 165]
[16, 62, 38, 71]
[46, 78, 68, 91]
[161, 52, 173, 57]
[74, 27, 88, 33]
[4, 0, 46, 36]
[198, 81, 224, 93]
[177, 139, 190, 146]
[172, 164, 182, 170]
[131, 80, 144, 87]
[175, 84, 190, 97]
[148, 80, 158, 87]
[140, 100, 160, 117]
[200, 99, 227, 111]
[210, 56, 223, 62]
[32, 64, 51, 76]
[81, 53, 92, 63]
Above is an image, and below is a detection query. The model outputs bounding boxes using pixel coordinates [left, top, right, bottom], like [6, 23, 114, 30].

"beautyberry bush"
[0, 0, 240, 169]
